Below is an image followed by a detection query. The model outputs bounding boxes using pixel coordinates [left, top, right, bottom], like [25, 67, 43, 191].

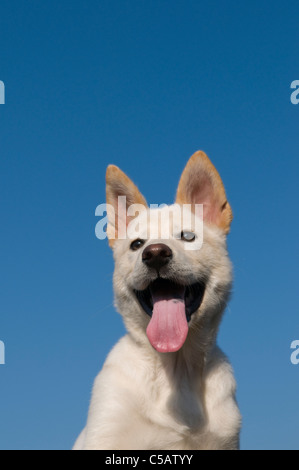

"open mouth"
[134, 278, 205, 353]
[135, 278, 205, 321]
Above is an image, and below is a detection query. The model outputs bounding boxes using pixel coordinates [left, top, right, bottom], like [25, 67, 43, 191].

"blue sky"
[0, 0, 298, 450]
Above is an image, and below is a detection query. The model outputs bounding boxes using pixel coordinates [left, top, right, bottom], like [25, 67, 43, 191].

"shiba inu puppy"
[73, 151, 241, 450]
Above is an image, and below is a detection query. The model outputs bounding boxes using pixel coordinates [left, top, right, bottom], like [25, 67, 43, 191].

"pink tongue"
[146, 287, 188, 353]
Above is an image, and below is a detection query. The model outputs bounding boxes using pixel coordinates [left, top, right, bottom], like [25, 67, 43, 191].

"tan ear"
[175, 151, 233, 234]
[106, 165, 148, 246]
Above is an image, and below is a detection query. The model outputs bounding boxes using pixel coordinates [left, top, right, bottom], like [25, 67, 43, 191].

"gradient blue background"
[0, 0, 298, 450]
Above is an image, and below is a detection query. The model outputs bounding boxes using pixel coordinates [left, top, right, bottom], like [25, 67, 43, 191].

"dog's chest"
[134, 364, 206, 447]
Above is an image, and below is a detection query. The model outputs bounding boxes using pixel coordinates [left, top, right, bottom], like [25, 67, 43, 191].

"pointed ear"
[175, 151, 233, 234]
[106, 165, 148, 246]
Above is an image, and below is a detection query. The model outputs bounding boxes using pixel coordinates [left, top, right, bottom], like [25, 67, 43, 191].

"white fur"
[74, 205, 241, 450]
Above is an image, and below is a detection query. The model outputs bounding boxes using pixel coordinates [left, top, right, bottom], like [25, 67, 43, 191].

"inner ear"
[175, 151, 233, 234]
[106, 165, 148, 245]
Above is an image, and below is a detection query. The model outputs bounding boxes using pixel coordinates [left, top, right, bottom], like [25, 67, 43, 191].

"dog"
[73, 151, 241, 450]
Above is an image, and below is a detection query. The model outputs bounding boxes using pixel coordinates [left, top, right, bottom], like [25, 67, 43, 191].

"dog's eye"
[130, 239, 146, 251]
[181, 231, 196, 242]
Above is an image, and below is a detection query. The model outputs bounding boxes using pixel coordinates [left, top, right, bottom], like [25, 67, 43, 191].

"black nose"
[142, 243, 173, 271]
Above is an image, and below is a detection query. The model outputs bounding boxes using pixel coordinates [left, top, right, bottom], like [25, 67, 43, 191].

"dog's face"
[106, 151, 233, 353]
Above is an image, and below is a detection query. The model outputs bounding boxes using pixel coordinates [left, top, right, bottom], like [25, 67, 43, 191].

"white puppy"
[74, 151, 241, 450]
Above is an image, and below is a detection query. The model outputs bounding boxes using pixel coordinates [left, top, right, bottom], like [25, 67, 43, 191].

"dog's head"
[105, 151, 233, 354]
